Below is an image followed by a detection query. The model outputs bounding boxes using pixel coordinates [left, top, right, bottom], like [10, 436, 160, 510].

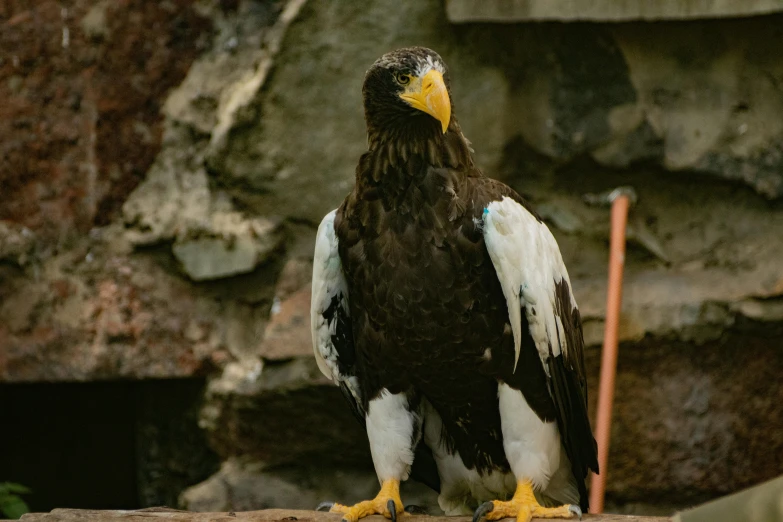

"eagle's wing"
[311, 208, 442, 492]
[311, 209, 363, 419]
[482, 196, 598, 496]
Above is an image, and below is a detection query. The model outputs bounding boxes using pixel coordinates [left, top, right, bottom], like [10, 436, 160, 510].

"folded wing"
[483, 196, 598, 509]
[311, 209, 363, 418]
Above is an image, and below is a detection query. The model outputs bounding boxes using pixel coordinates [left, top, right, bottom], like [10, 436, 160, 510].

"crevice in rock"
[0, 378, 219, 512]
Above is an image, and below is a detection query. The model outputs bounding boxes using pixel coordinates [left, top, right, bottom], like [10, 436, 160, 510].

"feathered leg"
[473, 384, 581, 522]
[318, 390, 419, 522]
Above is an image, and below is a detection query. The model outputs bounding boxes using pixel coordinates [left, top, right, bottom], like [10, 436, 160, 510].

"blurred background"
[1, 0, 783, 519]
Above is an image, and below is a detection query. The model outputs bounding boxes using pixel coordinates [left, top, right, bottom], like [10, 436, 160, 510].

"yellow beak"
[399, 70, 451, 133]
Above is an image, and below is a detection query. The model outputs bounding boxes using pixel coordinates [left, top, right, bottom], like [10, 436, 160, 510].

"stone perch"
[17, 509, 668, 522]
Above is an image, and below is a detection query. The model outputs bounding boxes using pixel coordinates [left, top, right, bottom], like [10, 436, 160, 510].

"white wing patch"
[311, 209, 350, 381]
[482, 197, 576, 372]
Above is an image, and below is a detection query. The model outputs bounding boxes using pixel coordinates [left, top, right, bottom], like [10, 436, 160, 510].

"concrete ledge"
[445, 0, 783, 22]
[18, 508, 670, 522]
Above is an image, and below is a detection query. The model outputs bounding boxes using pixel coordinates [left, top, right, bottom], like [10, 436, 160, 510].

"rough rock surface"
[0, 221, 36, 266]
[199, 358, 370, 468]
[490, 18, 783, 200]
[179, 460, 438, 513]
[596, 330, 783, 506]
[205, 0, 511, 224]
[259, 286, 312, 360]
[204, 3, 783, 229]
[172, 212, 282, 281]
[0, 1, 285, 382]
[445, 0, 783, 22]
[0, 226, 255, 381]
[0, 0, 211, 242]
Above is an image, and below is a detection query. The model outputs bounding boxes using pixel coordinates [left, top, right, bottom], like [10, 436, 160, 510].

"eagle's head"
[362, 47, 453, 139]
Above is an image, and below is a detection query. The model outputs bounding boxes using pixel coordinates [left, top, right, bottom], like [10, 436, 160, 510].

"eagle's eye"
[395, 72, 411, 86]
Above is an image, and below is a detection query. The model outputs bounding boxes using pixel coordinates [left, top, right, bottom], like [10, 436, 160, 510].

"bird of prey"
[311, 47, 598, 522]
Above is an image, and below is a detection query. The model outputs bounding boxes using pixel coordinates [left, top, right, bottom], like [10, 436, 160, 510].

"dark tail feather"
[411, 441, 441, 493]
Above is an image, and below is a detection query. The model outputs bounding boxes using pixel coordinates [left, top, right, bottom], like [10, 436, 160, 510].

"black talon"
[472, 501, 494, 522]
[404, 505, 429, 515]
[387, 500, 397, 522]
[316, 502, 334, 512]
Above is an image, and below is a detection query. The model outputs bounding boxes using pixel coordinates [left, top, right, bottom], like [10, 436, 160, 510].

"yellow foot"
[472, 481, 581, 522]
[317, 479, 404, 522]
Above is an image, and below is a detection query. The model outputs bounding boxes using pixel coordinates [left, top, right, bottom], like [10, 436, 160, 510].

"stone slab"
[19, 508, 669, 522]
[445, 0, 783, 22]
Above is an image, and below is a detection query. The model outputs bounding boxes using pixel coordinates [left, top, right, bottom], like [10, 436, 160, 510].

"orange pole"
[589, 194, 630, 513]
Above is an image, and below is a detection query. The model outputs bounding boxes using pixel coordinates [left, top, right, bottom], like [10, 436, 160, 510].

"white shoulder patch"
[310, 209, 349, 381]
[482, 197, 575, 371]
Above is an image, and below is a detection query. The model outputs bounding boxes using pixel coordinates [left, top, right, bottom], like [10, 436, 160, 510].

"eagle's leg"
[321, 390, 417, 522]
[472, 384, 580, 522]
[473, 481, 580, 522]
[327, 480, 403, 522]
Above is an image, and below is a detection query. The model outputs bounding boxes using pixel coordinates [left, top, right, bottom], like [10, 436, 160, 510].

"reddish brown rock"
[256, 257, 314, 361]
[273, 258, 313, 301]
[0, 1, 210, 241]
[0, 233, 238, 382]
[259, 287, 312, 361]
[583, 329, 783, 506]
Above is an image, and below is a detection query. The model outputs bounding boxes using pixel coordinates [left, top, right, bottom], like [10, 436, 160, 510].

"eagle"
[311, 47, 598, 522]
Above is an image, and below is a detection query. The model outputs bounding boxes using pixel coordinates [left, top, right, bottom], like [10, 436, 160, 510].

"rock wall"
[2, 0, 782, 516]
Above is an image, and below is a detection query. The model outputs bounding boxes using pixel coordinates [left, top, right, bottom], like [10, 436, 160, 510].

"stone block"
[445, 0, 783, 22]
